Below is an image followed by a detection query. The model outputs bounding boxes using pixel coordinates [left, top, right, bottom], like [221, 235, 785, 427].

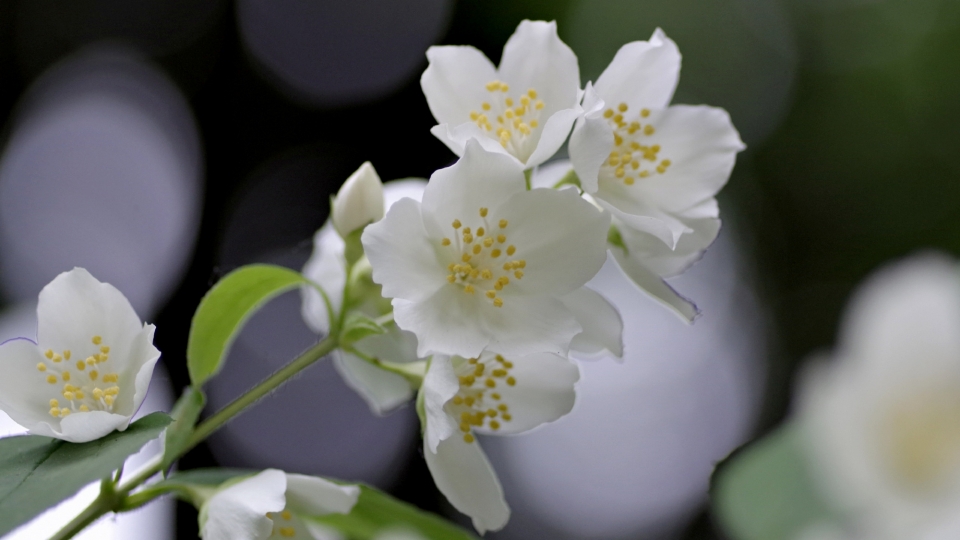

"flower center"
[441, 207, 527, 308]
[882, 384, 960, 493]
[448, 354, 517, 444]
[600, 103, 672, 186]
[267, 510, 299, 538]
[37, 334, 122, 418]
[469, 80, 545, 160]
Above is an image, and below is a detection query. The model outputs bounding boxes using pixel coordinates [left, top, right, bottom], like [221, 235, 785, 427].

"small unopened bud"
[332, 162, 385, 238]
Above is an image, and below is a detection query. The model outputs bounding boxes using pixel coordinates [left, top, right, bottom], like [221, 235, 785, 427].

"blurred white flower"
[200, 469, 359, 540]
[362, 141, 609, 358]
[303, 179, 428, 414]
[421, 20, 581, 169]
[421, 351, 579, 533]
[567, 28, 744, 321]
[0, 268, 160, 443]
[331, 162, 385, 239]
[798, 254, 960, 539]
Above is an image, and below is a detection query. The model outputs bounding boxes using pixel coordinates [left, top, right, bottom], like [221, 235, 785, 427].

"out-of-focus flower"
[421, 351, 579, 533]
[0, 268, 160, 443]
[363, 141, 609, 358]
[798, 254, 960, 539]
[331, 162, 385, 239]
[200, 469, 359, 540]
[421, 20, 581, 169]
[567, 28, 744, 321]
[303, 180, 427, 414]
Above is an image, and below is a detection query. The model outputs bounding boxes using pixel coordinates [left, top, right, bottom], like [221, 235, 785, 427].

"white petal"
[122, 323, 162, 417]
[423, 355, 461, 453]
[569, 84, 615, 194]
[596, 192, 692, 249]
[284, 474, 360, 517]
[428, 123, 516, 164]
[498, 20, 579, 132]
[0, 337, 66, 434]
[201, 469, 287, 540]
[421, 45, 498, 128]
[420, 139, 526, 240]
[383, 178, 427, 207]
[58, 410, 131, 443]
[481, 295, 581, 357]
[611, 248, 699, 322]
[36, 268, 144, 371]
[301, 224, 346, 335]
[475, 351, 579, 435]
[393, 289, 490, 358]
[562, 286, 624, 358]
[618, 215, 721, 278]
[332, 162, 385, 238]
[363, 198, 448, 302]
[334, 351, 412, 415]
[494, 187, 609, 295]
[594, 28, 681, 110]
[609, 105, 744, 217]
[423, 436, 509, 534]
[524, 106, 581, 169]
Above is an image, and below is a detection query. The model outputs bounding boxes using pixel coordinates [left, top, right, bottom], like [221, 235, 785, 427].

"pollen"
[76, 360, 85, 371]
[45, 349, 54, 359]
[280, 527, 296, 537]
[506, 245, 516, 256]
[47, 375, 58, 384]
[63, 350, 71, 360]
[281, 510, 292, 520]
[618, 102, 628, 112]
[37, 363, 47, 372]
[92, 336, 102, 345]
[493, 298, 503, 307]
[441, 238, 451, 246]
[452, 219, 461, 229]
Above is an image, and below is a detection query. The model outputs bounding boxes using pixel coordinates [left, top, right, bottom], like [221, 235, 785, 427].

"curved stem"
[49, 478, 118, 540]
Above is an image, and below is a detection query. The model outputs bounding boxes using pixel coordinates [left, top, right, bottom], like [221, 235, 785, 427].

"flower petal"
[481, 295, 581, 357]
[422, 45, 498, 127]
[36, 268, 144, 371]
[201, 469, 287, 540]
[420, 139, 526, 240]
[383, 178, 428, 207]
[498, 20, 580, 133]
[335, 351, 413, 415]
[363, 198, 448, 302]
[611, 248, 699, 322]
[494, 187, 610, 295]
[596, 192, 692, 249]
[475, 351, 579, 435]
[423, 355, 461, 453]
[428, 123, 516, 164]
[126, 323, 161, 415]
[284, 473, 360, 517]
[562, 286, 624, 358]
[393, 288, 491, 358]
[0, 337, 63, 433]
[58, 410, 130, 443]
[423, 436, 509, 534]
[608, 104, 744, 217]
[301, 224, 345, 335]
[569, 83, 615, 194]
[524, 106, 581, 169]
[594, 28, 681, 110]
[618, 215, 721, 278]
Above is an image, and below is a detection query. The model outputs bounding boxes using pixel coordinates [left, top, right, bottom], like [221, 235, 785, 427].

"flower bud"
[332, 162, 385, 238]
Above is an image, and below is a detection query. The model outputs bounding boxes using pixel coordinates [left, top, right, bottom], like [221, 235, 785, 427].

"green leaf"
[314, 485, 477, 540]
[161, 387, 206, 471]
[340, 312, 386, 346]
[712, 423, 838, 540]
[0, 412, 171, 536]
[188, 264, 309, 386]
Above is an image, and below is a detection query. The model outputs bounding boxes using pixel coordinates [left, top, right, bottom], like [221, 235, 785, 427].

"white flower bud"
[332, 162, 385, 238]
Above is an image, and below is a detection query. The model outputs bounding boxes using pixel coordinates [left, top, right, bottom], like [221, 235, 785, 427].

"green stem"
[552, 168, 581, 189]
[49, 478, 119, 540]
[524, 169, 533, 190]
[51, 323, 341, 539]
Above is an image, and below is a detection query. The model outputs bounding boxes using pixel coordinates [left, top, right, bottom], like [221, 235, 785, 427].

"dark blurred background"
[0, 0, 958, 538]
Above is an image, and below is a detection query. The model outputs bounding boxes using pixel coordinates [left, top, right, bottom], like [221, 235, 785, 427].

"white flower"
[797, 254, 960, 539]
[200, 469, 360, 540]
[331, 162, 385, 239]
[567, 29, 744, 320]
[421, 20, 581, 169]
[362, 140, 610, 358]
[0, 268, 160, 443]
[421, 351, 580, 533]
[302, 179, 428, 414]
